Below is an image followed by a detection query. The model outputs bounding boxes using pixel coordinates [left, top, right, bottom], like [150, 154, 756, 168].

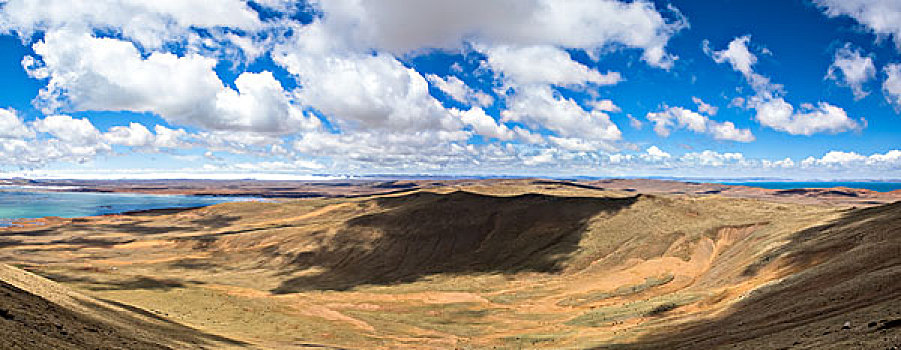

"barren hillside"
[0, 181, 898, 349]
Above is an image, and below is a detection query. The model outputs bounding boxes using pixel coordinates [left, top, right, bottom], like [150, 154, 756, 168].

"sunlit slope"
[613, 201, 901, 349]
[0, 264, 245, 349]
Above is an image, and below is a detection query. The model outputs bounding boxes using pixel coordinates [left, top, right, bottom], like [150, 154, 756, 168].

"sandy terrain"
[0, 179, 898, 349]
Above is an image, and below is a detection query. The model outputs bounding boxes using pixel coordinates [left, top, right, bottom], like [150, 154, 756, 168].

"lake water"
[0, 188, 255, 226]
[720, 182, 901, 192]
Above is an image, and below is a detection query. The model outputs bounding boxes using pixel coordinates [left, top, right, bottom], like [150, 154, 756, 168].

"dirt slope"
[607, 202, 901, 349]
[0, 264, 244, 350]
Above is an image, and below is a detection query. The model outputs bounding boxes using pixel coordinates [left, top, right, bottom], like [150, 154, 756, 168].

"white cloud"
[522, 150, 556, 166]
[641, 146, 671, 162]
[646, 107, 707, 136]
[645, 106, 754, 142]
[274, 29, 458, 133]
[482, 45, 621, 86]
[754, 99, 861, 136]
[152, 126, 189, 149]
[883, 63, 901, 110]
[2, 115, 114, 166]
[762, 157, 796, 168]
[103, 122, 190, 150]
[679, 150, 744, 167]
[500, 85, 622, 149]
[453, 107, 513, 140]
[33, 115, 103, 146]
[692, 97, 718, 115]
[817, 150, 867, 165]
[426, 74, 494, 107]
[867, 150, 901, 165]
[104, 123, 154, 148]
[814, 0, 901, 50]
[707, 36, 862, 136]
[826, 43, 876, 100]
[27, 30, 318, 134]
[232, 160, 326, 171]
[708, 120, 755, 142]
[608, 153, 633, 164]
[0, 0, 262, 49]
[704, 35, 778, 96]
[0, 108, 34, 139]
[590, 99, 621, 113]
[309, 0, 686, 68]
[0, 0, 694, 174]
[627, 114, 644, 129]
[706, 36, 756, 77]
[801, 149, 901, 168]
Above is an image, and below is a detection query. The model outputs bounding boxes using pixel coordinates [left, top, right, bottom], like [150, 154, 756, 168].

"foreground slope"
[615, 201, 901, 349]
[0, 180, 897, 349]
[0, 264, 244, 349]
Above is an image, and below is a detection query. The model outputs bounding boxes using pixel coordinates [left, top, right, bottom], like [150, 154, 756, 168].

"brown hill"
[607, 201, 901, 349]
[0, 183, 898, 349]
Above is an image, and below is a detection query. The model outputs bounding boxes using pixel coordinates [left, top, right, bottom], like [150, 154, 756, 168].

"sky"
[0, 0, 899, 180]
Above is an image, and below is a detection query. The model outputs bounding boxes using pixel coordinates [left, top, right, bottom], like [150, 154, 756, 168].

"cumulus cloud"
[883, 63, 901, 110]
[33, 114, 103, 146]
[707, 36, 862, 136]
[307, 0, 686, 68]
[278, 53, 457, 132]
[452, 107, 513, 141]
[707, 120, 756, 142]
[0, 0, 262, 49]
[501, 85, 622, 150]
[481, 45, 621, 87]
[704, 35, 778, 96]
[0, 108, 34, 139]
[754, 99, 861, 136]
[0, 0, 697, 173]
[641, 145, 671, 162]
[826, 44, 876, 100]
[705, 36, 757, 77]
[814, 0, 901, 50]
[646, 106, 754, 142]
[679, 150, 745, 167]
[0, 114, 113, 167]
[646, 107, 707, 136]
[103, 123, 190, 150]
[801, 150, 901, 168]
[590, 100, 621, 113]
[692, 97, 718, 116]
[104, 123, 154, 148]
[426, 74, 494, 107]
[27, 30, 319, 134]
[762, 157, 796, 168]
[11, 0, 889, 177]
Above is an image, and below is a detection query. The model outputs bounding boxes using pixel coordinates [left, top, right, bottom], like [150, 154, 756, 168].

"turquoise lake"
[0, 188, 255, 226]
[719, 182, 901, 192]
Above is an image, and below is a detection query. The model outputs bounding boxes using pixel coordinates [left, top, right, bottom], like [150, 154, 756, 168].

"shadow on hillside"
[272, 191, 640, 293]
[35, 273, 186, 291]
[596, 201, 901, 349]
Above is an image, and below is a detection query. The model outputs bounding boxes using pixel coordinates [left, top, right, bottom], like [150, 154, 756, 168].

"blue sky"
[0, 0, 899, 179]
